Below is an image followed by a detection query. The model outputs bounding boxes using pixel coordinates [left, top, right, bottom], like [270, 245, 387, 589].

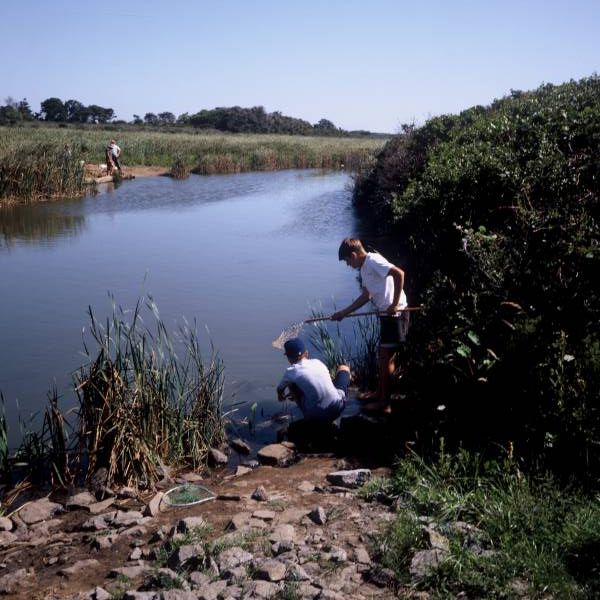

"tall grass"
[0, 142, 86, 202]
[369, 449, 600, 598]
[0, 295, 225, 490]
[75, 296, 225, 487]
[1, 125, 384, 201]
[308, 309, 379, 390]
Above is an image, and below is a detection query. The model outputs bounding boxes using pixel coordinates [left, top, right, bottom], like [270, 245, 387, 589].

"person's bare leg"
[363, 347, 395, 413]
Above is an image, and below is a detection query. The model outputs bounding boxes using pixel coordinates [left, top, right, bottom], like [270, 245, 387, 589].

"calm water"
[0, 170, 370, 446]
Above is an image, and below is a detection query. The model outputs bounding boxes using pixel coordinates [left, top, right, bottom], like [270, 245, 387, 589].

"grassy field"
[0, 125, 386, 201]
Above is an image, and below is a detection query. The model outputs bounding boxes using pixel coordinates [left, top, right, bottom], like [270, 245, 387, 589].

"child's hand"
[386, 304, 401, 315]
[331, 311, 345, 321]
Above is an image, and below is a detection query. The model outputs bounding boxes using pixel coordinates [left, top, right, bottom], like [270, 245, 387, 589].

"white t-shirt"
[110, 143, 120, 158]
[360, 252, 407, 311]
[278, 358, 345, 421]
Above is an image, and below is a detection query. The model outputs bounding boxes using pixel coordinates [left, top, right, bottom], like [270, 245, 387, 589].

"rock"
[17, 498, 64, 525]
[325, 469, 371, 489]
[217, 546, 254, 571]
[269, 524, 297, 543]
[0, 531, 17, 545]
[144, 492, 164, 517]
[59, 559, 100, 578]
[409, 548, 448, 578]
[93, 587, 112, 600]
[353, 546, 371, 564]
[208, 448, 228, 466]
[328, 546, 347, 563]
[0, 517, 12, 532]
[123, 592, 158, 600]
[365, 566, 397, 588]
[217, 494, 241, 501]
[167, 544, 206, 570]
[180, 471, 203, 483]
[257, 443, 295, 466]
[117, 486, 138, 499]
[241, 459, 260, 469]
[129, 547, 143, 560]
[287, 563, 311, 581]
[230, 438, 251, 454]
[189, 571, 211, 588]
[92, 534, 118, 550]
[298, 480, 315, 493]
[252, 509, 276, 521]
[235, 465, 252, 476]
[82, 512, 116, 531]
[177, 516, 208, 533]
[0, 568, 34, 594]
[109, 564, 153, 579]
[196, 579, 228, 600]
[228, 512, 251, 530]
[65, 491, 97, 510]
[251, 486, 269, 501]
[253, 558, 287, 582]
[423, 526, 449, 551]
[111, 510, 145, 527]
[86, 497, 116, 514]
[243, 580, 280, 598]
[308, 506, 327, 525]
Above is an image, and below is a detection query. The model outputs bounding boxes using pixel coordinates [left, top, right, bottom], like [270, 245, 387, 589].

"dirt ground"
[4, 455, 392, 600]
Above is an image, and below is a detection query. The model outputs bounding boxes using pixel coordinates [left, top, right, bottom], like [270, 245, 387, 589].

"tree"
[87, 105, 114, 123]
[132, 114, 143, 125]
[158, 111, 175, 125]
[65, 99, 88, 122]
[41, 97, 67, 121]
[314, 118, 337, 131]
[0, 97, 34, 123]
[177, 112, 191, 125]
[144, 112, 159, 125]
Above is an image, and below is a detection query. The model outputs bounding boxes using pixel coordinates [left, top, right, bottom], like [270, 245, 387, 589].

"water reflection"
[0, 203, 86, 248]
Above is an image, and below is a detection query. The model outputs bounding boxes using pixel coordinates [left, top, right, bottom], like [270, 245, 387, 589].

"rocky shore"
[0, 442, 456, 600]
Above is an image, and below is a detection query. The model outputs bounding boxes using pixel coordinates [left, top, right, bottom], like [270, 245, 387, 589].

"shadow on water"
[0, 202, 87, 249]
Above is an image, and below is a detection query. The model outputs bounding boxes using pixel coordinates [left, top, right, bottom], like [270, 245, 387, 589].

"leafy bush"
[353, 76, 600, 480]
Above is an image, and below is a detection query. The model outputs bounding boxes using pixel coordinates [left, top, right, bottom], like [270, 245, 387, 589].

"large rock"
[208, 448, 228, 466]
[257, 443, 295, 466]
[18, 498, 64, 524]
[0, 568, 34, 595]
[230, 438, 251, 454]
[409, 548, 448, 578]
[59, 559, 101, 579]
[326, 469, 371, 488]
[217, 546, 254, 571]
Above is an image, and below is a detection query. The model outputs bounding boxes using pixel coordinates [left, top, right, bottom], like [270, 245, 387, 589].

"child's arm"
[386, 265, 405, 315]
[331, 288, 371, 321]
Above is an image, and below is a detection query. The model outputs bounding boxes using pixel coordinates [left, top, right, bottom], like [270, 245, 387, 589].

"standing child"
[331, 238, 409, 413]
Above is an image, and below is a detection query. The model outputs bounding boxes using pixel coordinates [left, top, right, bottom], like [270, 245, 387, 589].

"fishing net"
[271, 321, 305, 349]
[161, 483, 216, 508]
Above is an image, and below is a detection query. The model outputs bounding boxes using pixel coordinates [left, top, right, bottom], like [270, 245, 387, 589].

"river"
[0, 169, 380, 447]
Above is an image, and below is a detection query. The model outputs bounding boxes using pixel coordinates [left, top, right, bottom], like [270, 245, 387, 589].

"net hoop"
[161, 483, 216, 508]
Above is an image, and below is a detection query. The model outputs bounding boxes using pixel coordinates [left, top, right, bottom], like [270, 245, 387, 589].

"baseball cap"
[284, 338, 306, 358]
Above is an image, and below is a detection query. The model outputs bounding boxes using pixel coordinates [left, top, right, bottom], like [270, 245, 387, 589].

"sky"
[1, 0, 599, 133]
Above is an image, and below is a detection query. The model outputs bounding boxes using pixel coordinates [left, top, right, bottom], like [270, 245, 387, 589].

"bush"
[353, 76, 600, 480]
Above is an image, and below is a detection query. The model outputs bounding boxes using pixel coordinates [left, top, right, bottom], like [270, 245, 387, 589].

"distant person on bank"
[277, 338, 350, 424]
[106, 139, 122, 174]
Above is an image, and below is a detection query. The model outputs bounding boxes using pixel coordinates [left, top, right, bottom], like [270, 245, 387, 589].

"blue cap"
[284, 338, 306, 358]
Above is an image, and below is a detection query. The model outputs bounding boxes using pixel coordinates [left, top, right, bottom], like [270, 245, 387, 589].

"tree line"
[0, 96, 374, 136]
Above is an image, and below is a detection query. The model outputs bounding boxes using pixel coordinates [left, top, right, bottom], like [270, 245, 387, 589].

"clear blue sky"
[1, 0, 598, 132]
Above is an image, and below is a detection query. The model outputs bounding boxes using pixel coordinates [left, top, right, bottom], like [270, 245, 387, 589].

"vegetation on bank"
[0, 296, 225, 491]
[352, 75, 600, 482]
[0, 126, 385, 202]
[363, 450, 600, 598]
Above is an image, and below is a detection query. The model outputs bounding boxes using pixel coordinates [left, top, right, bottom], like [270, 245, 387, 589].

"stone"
[328, 546, 347, 563]
[243, 580, 280, 598]
[196, 579, 228, 600]
[18, 498, 64, 525]
[180, 471, 203, 482]
[269, 524, 296, 543]
[228, 512, 251, 530]
[257, 443, 295, 466]
[0, 530, 17, 545]
[111, 510, 145, 527]
[86, 497, 115, 514]
[365, 566, 397, 588]
[252, 509, 276, 521]
[251, 486, 269, 501]
[177, 516, 208, 533]
[123, 593, 157, 600]
[109, 564, 153, 579]
[208, 448, 228, 466]
[189, 571, 211, 588]
[129, 547, 143, 560]
[167, 544, 206, 570]
[235, 465, 252, 476]
[308, 506, 327, 525]
[161, 591, 197, 600]
[93, 587, 112, 600]
[0, 568, 34, 594]
[287, 563, 311, 581]
[82, 513, 116, 531]
[353, 546, 371, 564]
[230, 438, 251, 454]
[144, 492, 164, 517]
[65, 491, 97, 510]
[59, 559, 100, 578]
[325, 469, 371, 489]
[409, 548, 448, 578]
[297, 481, 315, 493]
[423, 526, 449, 551]
[217, 546, 254, 571]
[253, 558, 287, 582]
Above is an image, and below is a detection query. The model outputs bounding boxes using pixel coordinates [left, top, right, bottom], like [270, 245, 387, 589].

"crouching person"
[277, 338, 350, 450]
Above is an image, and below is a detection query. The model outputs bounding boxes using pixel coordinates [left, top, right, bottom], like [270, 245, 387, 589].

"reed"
[1, 125, 385, 201]
[170, 155, 191, 179]
[75, 296, 225, 487]
[0, 142, 86, 202]
[308, 309, 379, 390]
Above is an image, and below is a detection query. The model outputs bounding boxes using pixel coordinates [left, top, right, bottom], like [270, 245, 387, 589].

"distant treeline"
[0, 96, 379, 137]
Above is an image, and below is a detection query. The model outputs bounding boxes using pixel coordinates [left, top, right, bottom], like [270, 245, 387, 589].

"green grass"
[371, 449, 600, 598]
[0, 124, 385, 201]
